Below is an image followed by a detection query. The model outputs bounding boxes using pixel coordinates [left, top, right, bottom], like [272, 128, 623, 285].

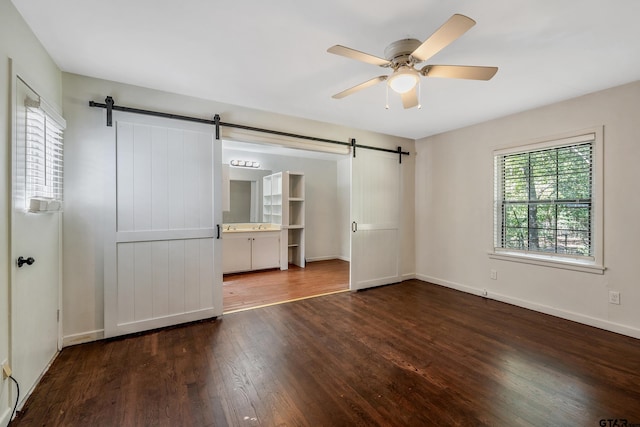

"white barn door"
[104, 118, 222, 338]
[350, 148, 402, 290]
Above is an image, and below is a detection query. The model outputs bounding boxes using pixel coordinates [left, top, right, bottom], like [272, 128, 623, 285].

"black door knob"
[17, 256, 35, 268]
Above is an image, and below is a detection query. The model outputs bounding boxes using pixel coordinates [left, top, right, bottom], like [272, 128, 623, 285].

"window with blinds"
[495, 137, 594, 258]
[25, 97, 65, 212]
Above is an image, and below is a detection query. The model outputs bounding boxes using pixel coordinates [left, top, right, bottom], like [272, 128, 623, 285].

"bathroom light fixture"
[387, 66, 419, 94]
[230, 159, 260, 168]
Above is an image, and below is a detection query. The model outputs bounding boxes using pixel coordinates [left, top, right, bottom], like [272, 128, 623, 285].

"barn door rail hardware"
[88, 97, 410, 161]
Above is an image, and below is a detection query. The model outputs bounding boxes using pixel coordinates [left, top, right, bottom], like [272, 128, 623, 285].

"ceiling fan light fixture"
[328, 14, 498, 105]
[388, 67, 419, 94]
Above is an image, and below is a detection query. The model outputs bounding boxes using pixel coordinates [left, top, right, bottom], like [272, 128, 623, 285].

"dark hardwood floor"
[12, 280, 640, 426]
[223, 259, 349, 313]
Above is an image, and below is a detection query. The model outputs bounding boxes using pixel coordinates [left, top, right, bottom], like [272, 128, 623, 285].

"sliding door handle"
[352, 221, 358, 232]
[216, 224, 221, 239]
[17, 256, 35, 268]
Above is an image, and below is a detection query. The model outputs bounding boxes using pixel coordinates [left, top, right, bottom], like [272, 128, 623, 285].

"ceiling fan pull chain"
[418, 80, 422, 110]
[385, 84, 390, 110]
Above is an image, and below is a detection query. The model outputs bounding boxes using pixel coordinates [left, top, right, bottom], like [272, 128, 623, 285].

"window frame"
[490, 128, 604, 274]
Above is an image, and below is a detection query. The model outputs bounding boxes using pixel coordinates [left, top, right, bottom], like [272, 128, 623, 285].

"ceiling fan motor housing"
[384, 39, 422, 68]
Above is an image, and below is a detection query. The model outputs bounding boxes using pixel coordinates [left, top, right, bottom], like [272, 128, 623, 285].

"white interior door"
[350, 148, 402, 290]
[104, 117, 222, 338]
[10, 73, 61, 404]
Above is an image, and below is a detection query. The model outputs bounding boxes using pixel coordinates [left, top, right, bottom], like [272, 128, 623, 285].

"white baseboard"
[306, 255, 350, 262]
[62, 329, 105, 347]
[401, 273, 416, 281]
[416, 274, 640, 340]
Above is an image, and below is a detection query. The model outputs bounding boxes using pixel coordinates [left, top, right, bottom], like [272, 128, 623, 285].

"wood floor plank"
[12, 280, 640, 426]
[223, 259, 349, 313]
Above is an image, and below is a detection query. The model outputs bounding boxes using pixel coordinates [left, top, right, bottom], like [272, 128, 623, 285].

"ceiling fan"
[327, 14, 498, 109]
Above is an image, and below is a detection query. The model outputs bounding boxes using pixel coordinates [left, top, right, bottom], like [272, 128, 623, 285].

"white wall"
[415, 80, 640, 338]
[223, 148, 344, 261]
[61, 72, 416, 345]
[401, 149, 416, 279]
[337, 157, 351, 261]
[0, 0, 62, 423]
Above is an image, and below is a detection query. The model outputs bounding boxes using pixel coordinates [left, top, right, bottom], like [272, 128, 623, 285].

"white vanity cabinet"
[223, 230, 280, 274]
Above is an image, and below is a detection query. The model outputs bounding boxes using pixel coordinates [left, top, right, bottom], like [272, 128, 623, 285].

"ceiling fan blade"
[410, 14, 476, 62]
[327, 45, 390, 66]
[401, 86, 419, 109]
[422, 65, 498, 80]
[332, 76, 388, 99]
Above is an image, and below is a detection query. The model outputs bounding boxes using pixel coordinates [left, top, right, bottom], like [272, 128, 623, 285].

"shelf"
[289, 173, 304, 199]
[289, 198, 304, 202]
[289, 202, 304, 226]
[288, 243, 299, 248]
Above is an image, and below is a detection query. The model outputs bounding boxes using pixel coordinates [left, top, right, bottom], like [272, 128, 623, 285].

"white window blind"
[25, 97, 65, 211]
[494, 135, 595, 258]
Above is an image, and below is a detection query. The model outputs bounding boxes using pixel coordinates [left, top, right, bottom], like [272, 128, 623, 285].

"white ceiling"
[12, 0, 640, 140]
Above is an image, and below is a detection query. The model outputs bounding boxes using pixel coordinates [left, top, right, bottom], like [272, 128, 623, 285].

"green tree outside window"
[498, 142, 592, 257]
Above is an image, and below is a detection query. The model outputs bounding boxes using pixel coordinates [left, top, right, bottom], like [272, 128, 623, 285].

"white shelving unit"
[262, 172, 283, 224]
[262, 174, 272, 223]
[263, 171, 305, 270]
[285, 172, 305, 269]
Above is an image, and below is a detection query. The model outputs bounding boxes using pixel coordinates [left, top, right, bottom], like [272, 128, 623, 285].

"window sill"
[488, 251, 605, 274]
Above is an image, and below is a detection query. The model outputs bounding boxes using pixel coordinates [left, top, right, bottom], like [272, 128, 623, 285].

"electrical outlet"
[482, 288, 488, 296]
[2, 361, 11, 379]
[490, 269, 497, 280]
[608, 291, 620, 305]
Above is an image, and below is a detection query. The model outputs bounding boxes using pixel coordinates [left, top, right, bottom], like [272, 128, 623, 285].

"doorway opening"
[221, 139, 350, 313]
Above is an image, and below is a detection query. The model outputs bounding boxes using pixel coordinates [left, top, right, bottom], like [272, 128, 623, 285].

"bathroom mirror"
[223, 168, 272, 223]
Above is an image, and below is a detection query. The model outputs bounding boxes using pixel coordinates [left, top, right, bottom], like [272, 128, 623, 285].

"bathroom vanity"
[222, 223, 281, 274]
